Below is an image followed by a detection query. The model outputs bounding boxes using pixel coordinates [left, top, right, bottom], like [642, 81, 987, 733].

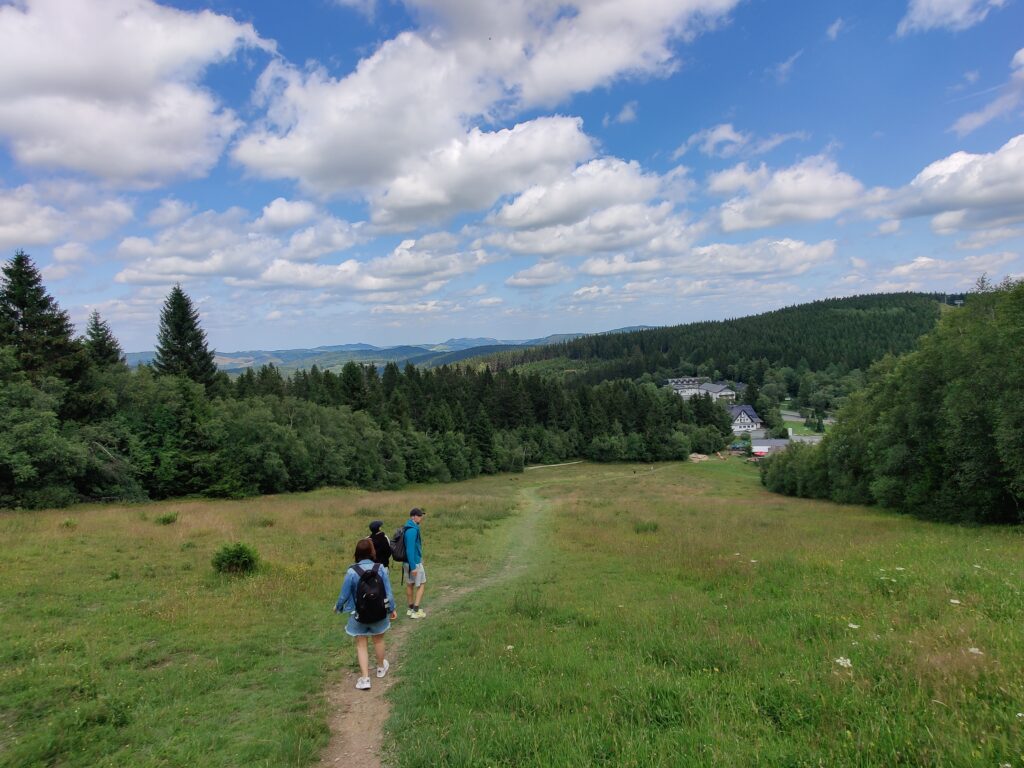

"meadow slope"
[1, 461, 1021, 767]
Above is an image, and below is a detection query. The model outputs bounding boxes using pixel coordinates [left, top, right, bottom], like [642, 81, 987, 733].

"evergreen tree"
[153, 284, 217, 388]
[83, 310, 125, 367]
[0, 251, 82, 380]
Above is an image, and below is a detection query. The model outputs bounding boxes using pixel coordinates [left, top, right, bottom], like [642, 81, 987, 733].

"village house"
[728, 404, 763, 433]
[666, 377, 737, 404]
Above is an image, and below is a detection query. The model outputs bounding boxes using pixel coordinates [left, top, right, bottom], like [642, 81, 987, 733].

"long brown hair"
[355, 538, 376, 562]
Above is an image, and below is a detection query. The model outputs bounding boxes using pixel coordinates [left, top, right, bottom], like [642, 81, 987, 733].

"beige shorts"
[403, 563, 426, 586]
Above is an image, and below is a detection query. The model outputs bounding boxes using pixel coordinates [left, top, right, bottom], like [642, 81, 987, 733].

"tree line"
[1, 252, 732, 509]
[760, 277, 1024, 524]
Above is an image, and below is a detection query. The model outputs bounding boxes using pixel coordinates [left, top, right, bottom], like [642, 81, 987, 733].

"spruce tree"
[153, 284, 217, 387]
[0, 250, 81, 380]
[84, 310, 125, 367]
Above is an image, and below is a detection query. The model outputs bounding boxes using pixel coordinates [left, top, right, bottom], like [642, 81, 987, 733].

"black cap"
[369, 520, 383, 532]
[410, 507, 425, 518]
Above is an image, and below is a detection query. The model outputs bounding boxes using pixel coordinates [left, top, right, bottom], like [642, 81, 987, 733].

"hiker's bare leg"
[405, 580, 414, 608]
[414, 583, 425, 607]
[355, 636, 370, 678]
[372, 634, 386, 666]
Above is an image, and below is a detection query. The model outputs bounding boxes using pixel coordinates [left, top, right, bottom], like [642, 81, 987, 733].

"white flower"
[505, 645, 514, 651]
[895, 567, 905, 571]
[949, 599, 961, 605]
[967, 647, 983, 655]
[750, 559, 757, 563]
[834, 657, 853, 668]
[973, 564, 981, 569]
[1017, 712, 1024, 718]
[848, 623, 860, 629]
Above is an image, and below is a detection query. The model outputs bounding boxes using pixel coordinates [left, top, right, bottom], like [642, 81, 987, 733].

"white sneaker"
[376, 659, 390, 678]
[355, 676, 371, 690]
[405, 608, 415, 618]
[410, 608, 426, 619]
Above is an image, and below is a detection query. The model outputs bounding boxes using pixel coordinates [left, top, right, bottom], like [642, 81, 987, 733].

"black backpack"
[391, 524, 410, 563]
[352, 564, 388, 623]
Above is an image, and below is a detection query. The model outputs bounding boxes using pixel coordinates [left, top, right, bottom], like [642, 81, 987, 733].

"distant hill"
[475, 294, 943, 382]
[124, 325, 654, 374]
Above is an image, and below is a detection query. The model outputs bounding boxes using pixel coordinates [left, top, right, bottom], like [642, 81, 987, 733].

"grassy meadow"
[2, 460, 1022, 767]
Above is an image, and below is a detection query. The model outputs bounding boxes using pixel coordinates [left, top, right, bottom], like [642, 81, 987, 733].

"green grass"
[0, 483, 516, 767]
[3, 462, 1023, 767]
[783, 419, 828, 436]
[387, 461, 1024, 767]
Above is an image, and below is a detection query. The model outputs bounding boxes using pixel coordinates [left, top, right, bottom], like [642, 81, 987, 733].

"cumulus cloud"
[880, 251, 1018, 289]
[0, 0, 272, 184]
[711, 155, 865, 232]
[687, 238, 836, 276]
[674, 123, 807, 159]
[491, 157, 661, 230]
[235, 0, 739, 209]
[148, 198, 196, 228]
[887, 133, 1024, 232]
[505, 261, 573, 288]
[257, 198, 319, 230]
[488, 202, 700, 257]
[951, 48, 1024, 136]
[897, 0, 1006, 35]
[604, 101, 638, 126]
[0, 184, 133, 249]
[369, 117, 595, 228]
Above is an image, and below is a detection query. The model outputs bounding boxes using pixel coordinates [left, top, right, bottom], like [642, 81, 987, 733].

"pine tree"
[0, 251, 82, 380]
[83, 310, 125, 367]
[153, 284, 217, 388]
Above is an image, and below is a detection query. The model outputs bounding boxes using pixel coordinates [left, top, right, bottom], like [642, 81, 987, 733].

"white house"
[729, 404, 763, 433]
[667, 377, 737, 403]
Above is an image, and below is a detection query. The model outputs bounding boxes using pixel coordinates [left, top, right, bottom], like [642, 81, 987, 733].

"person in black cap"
[368, 520, 392, 568]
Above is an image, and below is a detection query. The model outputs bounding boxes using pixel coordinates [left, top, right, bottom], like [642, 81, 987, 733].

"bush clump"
[212, 542, 260, 575]
[155, 511, 178, 525]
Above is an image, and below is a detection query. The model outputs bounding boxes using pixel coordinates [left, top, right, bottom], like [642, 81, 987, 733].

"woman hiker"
[334, 538, 398, 690]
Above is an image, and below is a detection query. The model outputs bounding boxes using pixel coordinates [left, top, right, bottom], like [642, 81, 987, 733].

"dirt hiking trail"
[318, 486, 548, 767]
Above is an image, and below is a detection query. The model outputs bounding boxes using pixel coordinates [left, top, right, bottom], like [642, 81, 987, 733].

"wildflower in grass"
[1017, 712, 1023, 718]
[973, 564, 981, 568]
[506, 645, 514, 651]
[848, 623, 860, 629]
[968, 648, 983, 655]
[895, 567, 905, 571]
[750, 559, 757, 563]
[949, 599, 961, 605]
[834, 657, 852, 668]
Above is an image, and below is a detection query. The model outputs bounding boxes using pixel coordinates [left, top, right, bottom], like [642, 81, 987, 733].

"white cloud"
[882, 251, 1018, 289]
[505, 261, 573, 288]
[148, 198, 196, 227]
[257, 198, 319, 230]
[897, 0, 1006, 35]
[370, 300, 453, 315]
[889, 133, 1024, 232]
[878, 220, 901, 235]
[0, 186, 68, 249]
[369, 117, 595, 228]
[580, 253, 665, 276]
[235, 0, 739, 202]
[610, 101, 638, 125]
[956, 226, 1024, 249]
[768, 50, 802, 84]
[713, 155, 865, 232]
[572, 285, 613, 301]
[951, 48, 1024, 136]
[826, 18, 845, 40]
[0, 0, 272, 184]
[488, 202, 699, 257]
[687, 238, 836, 276]
[491, 157, 661, 230]
[0, 183, 130, 250]
[675, 123, 807, 159]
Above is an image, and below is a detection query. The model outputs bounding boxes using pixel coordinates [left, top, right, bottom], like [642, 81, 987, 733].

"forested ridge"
[1, 252, 732, 509]
[761, 278, 1024, 524]
[483, 293, 942, 385]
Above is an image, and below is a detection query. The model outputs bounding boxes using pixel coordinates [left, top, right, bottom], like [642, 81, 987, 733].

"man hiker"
[368, 520, 392, 568]
[403, 508, 427, 619]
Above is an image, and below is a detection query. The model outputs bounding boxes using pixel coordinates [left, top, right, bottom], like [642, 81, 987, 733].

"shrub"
[634, 521, 659, 534]
[212, 542, 260, 575]
[155, 511, 178, 525]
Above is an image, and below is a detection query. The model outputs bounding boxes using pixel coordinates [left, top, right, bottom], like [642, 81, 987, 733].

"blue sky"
[1, 0, 1022, 352]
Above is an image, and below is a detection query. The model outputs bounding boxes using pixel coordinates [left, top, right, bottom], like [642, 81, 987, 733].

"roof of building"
[700, 382, 734, 394]
[729, 404, 762, 422]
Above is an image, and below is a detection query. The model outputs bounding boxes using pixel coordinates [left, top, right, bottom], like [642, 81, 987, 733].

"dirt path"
[317, 486, 548, 767]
